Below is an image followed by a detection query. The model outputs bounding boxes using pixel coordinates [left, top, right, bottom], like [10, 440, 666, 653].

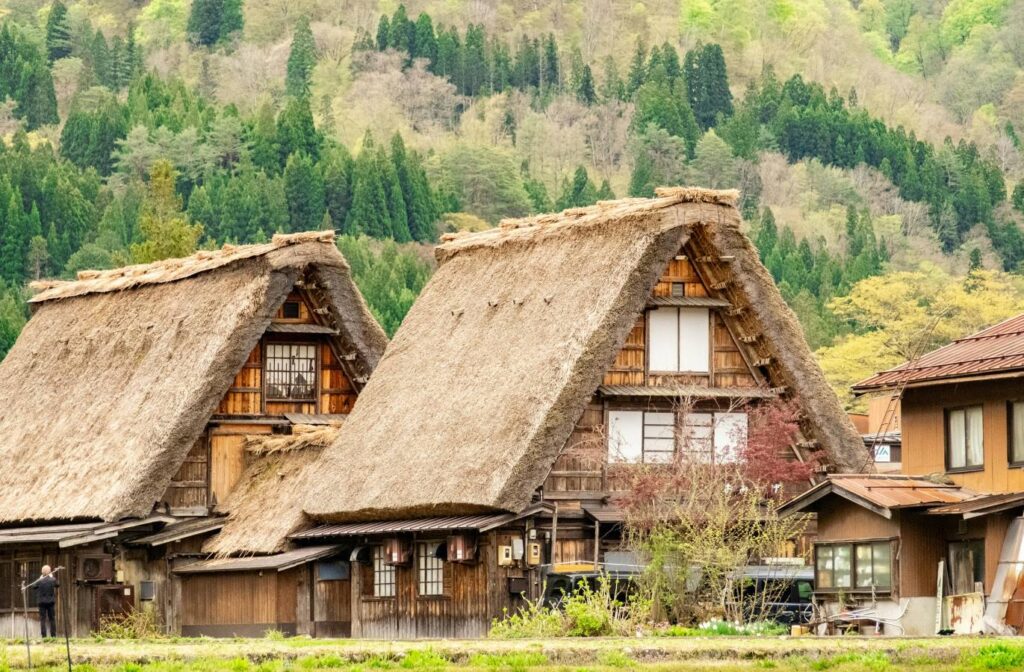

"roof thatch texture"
[0, 232, 386, 524]
[305, 188, 866, 523]
[204, 425, 340, 556]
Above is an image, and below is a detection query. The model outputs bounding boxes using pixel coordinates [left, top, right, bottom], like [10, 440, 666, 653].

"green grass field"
[2, 636, 1023, 672]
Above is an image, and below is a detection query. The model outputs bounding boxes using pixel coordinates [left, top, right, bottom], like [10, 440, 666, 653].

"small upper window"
[947, 406, 983, 471]
[648, 307, 710, 373]
[281, 301, 301, 319]
[372, 546, 395, 598]
[266, 343, 317, 401]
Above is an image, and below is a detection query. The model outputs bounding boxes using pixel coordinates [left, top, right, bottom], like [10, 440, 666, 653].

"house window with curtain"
[608, 410, 746, 464]
[647, 307, 710, 373]
[1010, 401, 1024, 466]
[946, 406, 984, 471]
[816, 541, 892, 592]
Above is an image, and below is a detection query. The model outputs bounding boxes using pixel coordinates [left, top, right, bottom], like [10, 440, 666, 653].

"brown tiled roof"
[854, 314, 1024, 391]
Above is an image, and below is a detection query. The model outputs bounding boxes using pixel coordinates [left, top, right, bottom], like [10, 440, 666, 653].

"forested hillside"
[0, 0, 1023, 409]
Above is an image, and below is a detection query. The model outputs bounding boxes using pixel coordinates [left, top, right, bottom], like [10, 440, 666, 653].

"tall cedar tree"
[187, 0, 224, 46]
[286, 17, 317, 98]
[413, 13, 437, 65]
[346, 133, 391, 237]
[276, 96, 319, 163]
[283, 152, 326, 232]
[44, 1, 72, 62]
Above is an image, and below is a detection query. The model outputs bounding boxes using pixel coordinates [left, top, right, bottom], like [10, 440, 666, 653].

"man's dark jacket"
[34, 575, 57, 604]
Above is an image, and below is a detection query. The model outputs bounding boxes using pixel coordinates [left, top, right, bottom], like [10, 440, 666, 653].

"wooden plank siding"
[350, 533, 528, 639]
[180, 569, 303, 636]
[602, 255, 757, 389]
[215, 286, 358, 418]
[901, 380, 1024, 493]
[164, 434, 209, 510]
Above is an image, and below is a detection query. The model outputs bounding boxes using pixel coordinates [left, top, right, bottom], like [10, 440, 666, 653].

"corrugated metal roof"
[855, 314, 1024, 390]
[831, 475, 973, 508]
[174, 545, 342, 574]
[927, 492, 1024, 518]
[132, 517, 226, 546]
[779, 474, 977, 518]
[265, 323, 338, 335]
[647, 297, 731, 308]
[598, 385, 776, 399]
[0, 522, 105, 545]
[292, 513, 519, 539]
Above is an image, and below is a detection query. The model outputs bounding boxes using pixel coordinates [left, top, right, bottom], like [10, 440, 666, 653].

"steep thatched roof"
[305, 188, 866, 523]
[0, 232, 386, 524]
[204, 425, 341, 556]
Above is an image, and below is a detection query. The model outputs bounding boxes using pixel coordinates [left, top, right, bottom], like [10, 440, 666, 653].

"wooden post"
[593, 521, 600, 569]
[550, 504, 559, 569]
[935, 560, 945, 634]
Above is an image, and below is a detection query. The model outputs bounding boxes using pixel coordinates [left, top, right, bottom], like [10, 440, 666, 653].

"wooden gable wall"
[602, 252, 758, 389]
[216, 289, 358, 417]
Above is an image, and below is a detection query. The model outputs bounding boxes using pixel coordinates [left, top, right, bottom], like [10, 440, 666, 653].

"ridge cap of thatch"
[29, 230, 338, 304]
[436, 187, 739, 263]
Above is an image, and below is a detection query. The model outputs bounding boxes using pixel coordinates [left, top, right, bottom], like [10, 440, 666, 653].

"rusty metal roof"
[926, 491, 1024, 519]
[854, 314, 1024, 391]
[779, 474, 977, 519]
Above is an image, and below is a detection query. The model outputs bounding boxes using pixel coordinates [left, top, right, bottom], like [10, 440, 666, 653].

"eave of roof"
[854, 313, 1024, 392]
[174, 545, 342, 574]
[778, 475, 975, 519]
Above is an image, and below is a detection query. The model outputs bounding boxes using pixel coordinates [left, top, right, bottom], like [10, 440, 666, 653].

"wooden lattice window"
[372, 546, 395, 598]
[417, 542, 445, 597]
[265, 343, 317, 401]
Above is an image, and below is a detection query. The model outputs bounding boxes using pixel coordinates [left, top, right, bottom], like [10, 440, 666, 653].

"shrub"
[489, 575, 643, 638]
[95, 608, 164, 640]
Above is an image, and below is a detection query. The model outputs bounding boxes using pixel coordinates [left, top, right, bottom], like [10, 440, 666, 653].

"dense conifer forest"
[0, 0, 1023, 406]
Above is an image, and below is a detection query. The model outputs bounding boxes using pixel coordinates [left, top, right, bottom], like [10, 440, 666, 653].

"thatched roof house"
[306, 188, 866, 523]
[204, 424, 341, 556]
[0, 231, 386, 525]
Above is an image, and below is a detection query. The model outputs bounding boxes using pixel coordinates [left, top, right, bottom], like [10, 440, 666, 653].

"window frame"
[416, 541, 447, 599]
[264, 341, 320, 403]
[646, 307, 711, 375]
[814, 539, 895, 594]
[945, 405, 984, 473]
[368, 546, 396, 599]
[608, 409, 747, 465]
[1008, 401, 1024, 468]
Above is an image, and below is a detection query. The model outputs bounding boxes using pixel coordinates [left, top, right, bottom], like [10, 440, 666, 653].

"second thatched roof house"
[294, 187, 867, 639]
[0, 231, 386, 637]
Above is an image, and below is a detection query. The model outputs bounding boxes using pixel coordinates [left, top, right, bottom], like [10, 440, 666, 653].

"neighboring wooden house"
[292, 188, 866, 639]
[782, 314, 1024, 635]
[0, 231, 386, 637]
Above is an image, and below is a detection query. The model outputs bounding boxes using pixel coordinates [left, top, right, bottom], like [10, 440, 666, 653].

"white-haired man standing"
[33, 565, 58, 638]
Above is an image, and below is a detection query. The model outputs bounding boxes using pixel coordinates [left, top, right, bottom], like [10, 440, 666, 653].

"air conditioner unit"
[77, 554, 114, 583]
